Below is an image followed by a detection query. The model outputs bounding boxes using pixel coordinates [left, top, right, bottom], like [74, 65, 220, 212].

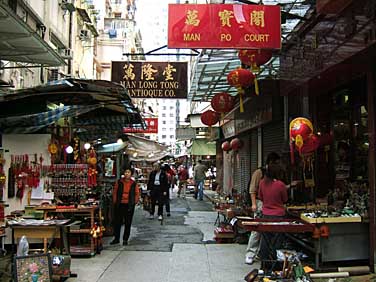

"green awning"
[190, 140, 216, 156]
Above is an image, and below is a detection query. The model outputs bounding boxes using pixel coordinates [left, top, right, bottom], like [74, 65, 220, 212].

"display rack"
[36, 206, 102, 256]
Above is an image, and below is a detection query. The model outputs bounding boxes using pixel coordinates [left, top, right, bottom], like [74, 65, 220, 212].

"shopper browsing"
[245, 152, 281, 264]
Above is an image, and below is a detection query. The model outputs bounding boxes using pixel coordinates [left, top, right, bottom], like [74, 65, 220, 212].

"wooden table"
[8, 219, 70, 254]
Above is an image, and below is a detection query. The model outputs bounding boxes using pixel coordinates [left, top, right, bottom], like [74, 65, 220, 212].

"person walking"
[177, 165, 188, 199]
[162, 163, 175, 217]
[245, 152, 281, 264]
[111, 166, 140, 246]
[258, 159, 288, 260]
[147, 162, 169, 221]
[193, 160, 207, 200]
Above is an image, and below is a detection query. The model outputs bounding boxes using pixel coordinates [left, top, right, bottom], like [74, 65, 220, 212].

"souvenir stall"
[1, 133, 104, 258]
[0, 79, 145, 280]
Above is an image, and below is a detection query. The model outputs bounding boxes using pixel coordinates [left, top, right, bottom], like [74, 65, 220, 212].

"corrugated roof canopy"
[0, 79, 145, 142]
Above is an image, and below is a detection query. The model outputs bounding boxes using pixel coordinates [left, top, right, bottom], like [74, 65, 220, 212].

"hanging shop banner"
[112, 61, 188, 99]
[168, 4, 281, 49]
[123, 118, 158, 133]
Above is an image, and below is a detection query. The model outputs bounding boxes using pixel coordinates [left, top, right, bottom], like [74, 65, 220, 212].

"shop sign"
[111, 61, 188, 99]
[222, 119, 235, 138]
[235, 105, 272, 134]
[168, 4, 281, 49]
[176, 127, 196, 140]
[123, 118, 158, 133]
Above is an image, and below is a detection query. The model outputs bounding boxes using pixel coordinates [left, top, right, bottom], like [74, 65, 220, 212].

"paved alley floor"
[68, 190, 258, 282]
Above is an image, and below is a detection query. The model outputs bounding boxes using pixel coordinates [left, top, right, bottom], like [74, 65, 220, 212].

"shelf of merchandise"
[38, 206, 101, 256]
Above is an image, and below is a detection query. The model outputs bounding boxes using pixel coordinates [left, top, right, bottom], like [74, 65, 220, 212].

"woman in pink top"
[258, 162, 288, 260]
[258, 164, 288, 217]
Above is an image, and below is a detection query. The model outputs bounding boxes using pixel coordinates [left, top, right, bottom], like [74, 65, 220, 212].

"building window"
[162, 113, 166, 117]
[162, 128, 166, 131]
[169, 128, 174, 131]
[170, 120, 174, 124]
[169, 113, 174, 117]
[170, 135, 174, 139]
[163, 106, 166, 110]
[162, 135, 166, 139]
[162, 121, 166, 124]
[170, 106, 174, 110]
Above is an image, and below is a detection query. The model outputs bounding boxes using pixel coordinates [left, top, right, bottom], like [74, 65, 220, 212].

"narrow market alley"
[67, 190, 254, 282]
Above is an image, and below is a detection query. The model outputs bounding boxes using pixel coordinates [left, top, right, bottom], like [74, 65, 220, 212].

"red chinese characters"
[168, 4, 281, 49]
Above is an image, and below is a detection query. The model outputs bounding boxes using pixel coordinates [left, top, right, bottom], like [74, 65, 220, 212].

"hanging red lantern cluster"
[221, 141, 231, 152]
[201, 110, 219, 126]
[227, 68, 256, 113]
[211, 92, 234, 114]
[290, 117, 320, 163]
[230, 138, 243, 151]
[221, 138, 243, 152]
[238, 49, 273, 70]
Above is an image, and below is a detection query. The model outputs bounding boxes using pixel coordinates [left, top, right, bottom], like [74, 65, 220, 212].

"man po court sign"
[168, 4, 281, 49]
[112, 61, 188, 99]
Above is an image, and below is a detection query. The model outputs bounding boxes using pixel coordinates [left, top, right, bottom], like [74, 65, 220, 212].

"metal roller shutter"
[262, 121, 285, 163]
[250, 129, 258, 174]
[233, 135, 251, 195]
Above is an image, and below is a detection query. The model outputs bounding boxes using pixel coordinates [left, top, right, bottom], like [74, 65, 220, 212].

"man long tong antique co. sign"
[111, 61, 188, 99]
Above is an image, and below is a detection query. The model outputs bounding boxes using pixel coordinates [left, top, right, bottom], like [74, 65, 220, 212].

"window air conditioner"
[79, 30, 89, 40]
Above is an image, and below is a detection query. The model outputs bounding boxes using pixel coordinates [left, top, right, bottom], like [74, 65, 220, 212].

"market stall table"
[300, 213, 368, 266]
[8, 219, 71, 254]
[35, 205, 102, 256]
[236, 216, 318, 267]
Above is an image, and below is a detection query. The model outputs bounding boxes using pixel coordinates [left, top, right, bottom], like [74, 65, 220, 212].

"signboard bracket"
[122, 45, 200, 57]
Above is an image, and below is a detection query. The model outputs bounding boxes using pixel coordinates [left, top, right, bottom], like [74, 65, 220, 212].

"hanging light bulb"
[132, 152, 138, 158]
[84, 143, 91, 150]
[65, 145, 74, 154]
[117, 138, 123, 144]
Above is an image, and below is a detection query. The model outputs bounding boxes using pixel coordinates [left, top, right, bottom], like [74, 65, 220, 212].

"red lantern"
[221, 141, 231, 152]
[227, 68, 256, 112]
[238, 49, 273, 69]
[301, 134, 320, 154]
[211, 92, 234, 113]
[227, 68, 255, 89]
[230, 138, 243, 151]
[290, 118, 313, 149]
[201, 110, 219, 126]
[290, 118, 314, 163]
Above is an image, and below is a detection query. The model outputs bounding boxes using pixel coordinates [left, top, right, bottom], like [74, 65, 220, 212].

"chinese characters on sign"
[123, 118, 158, 134]
[168, 4, 281, 49]
[112, 61, 188, 99]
